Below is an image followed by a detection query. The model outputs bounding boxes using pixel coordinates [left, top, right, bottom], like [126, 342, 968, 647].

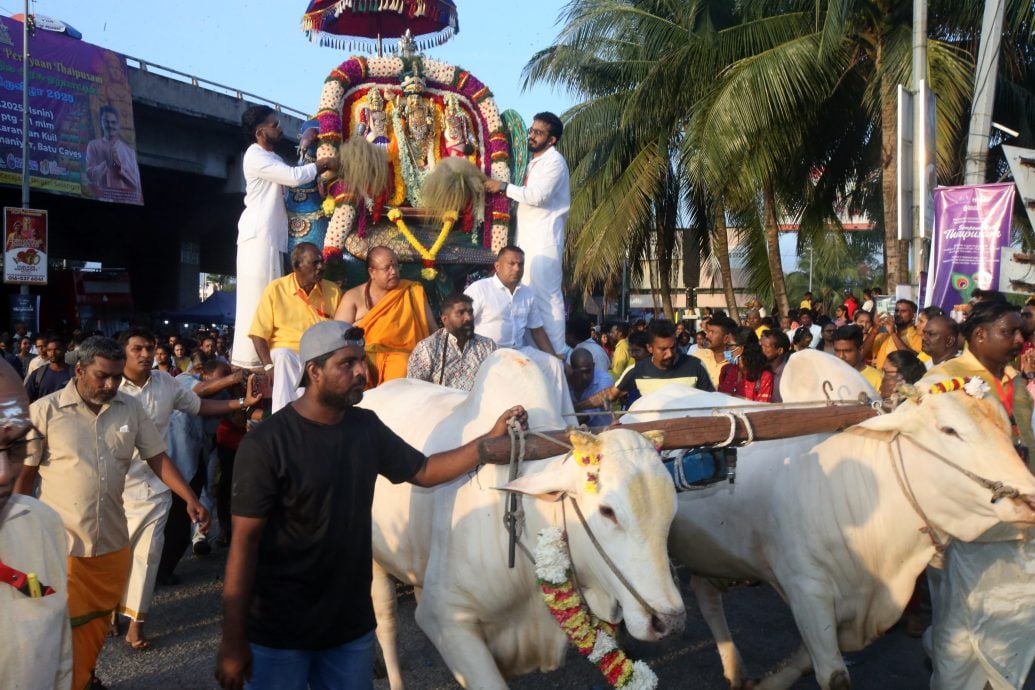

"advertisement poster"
[0, 16, 143, 205]
[8, 292, 38, 331]
[3, 206, 47, 284]
[924, 183, 1014, 312]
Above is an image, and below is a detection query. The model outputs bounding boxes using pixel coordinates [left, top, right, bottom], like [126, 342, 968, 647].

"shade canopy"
[302, 0, 458, 52]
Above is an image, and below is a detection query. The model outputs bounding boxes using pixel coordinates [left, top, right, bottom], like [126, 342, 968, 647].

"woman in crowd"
[878, 349, 926, 401]
[718, 328, 774, 402]
[833, 305, 849, 327]
[791, 326, 813, 352]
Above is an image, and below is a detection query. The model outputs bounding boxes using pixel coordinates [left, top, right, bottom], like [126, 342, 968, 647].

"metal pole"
[911, 0, 928, 291]
[964, 0, 1005, 184]
[808, 244, 813, 293]
[620, 256, 628, 321]
[18, 2, 31, 298]
[21, 0, 30, 208]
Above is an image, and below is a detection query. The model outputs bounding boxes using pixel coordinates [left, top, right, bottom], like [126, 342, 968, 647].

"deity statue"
[356, 87, 390, 148]
[443, 93, 472, 159]
[392, 71, 438, 206]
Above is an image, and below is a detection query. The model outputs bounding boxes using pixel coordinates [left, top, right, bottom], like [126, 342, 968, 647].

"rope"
[504, 418, 526, 569]
[566, 494, 659, 619]
[710, 412, 738, 447]
[889, 435, 948, 558]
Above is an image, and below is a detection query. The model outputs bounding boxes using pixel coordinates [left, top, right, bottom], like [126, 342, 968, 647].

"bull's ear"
[641, 430, 665, 451]
[497, 472, 569, 502]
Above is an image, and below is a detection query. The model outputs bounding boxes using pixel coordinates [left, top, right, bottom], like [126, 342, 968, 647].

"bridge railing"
[125, 55, 310, 120]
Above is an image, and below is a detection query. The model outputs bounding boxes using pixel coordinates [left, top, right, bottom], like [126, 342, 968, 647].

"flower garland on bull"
[531, 444, 659, 690]
[315, 54, 512, 264]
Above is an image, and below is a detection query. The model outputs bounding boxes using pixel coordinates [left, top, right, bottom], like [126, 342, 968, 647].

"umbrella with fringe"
[302, 0, 458, 53]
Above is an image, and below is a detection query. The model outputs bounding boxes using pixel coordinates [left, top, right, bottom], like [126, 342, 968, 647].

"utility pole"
[964, 0, 1005, 184]
[18, 0, 31, 297]
[910, 0, 929, 292]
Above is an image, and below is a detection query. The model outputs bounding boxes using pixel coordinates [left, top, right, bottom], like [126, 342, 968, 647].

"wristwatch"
[237, 397, 246, 409]
[263, 363, 274, 372]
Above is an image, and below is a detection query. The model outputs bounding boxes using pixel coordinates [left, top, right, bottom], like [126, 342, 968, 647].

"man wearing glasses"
[484, 112, 571, 356]
[0, 358, 71, 689]
[231, 106, 340, 372]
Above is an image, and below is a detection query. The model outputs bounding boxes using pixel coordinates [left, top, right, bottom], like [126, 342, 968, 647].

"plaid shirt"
[406, 330, 497, 390]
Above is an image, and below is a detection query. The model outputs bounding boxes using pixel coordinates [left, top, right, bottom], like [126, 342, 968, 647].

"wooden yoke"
[478, 404, 880, 465]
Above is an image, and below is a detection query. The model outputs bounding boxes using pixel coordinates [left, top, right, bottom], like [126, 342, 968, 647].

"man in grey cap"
[216, 321, 527, 690]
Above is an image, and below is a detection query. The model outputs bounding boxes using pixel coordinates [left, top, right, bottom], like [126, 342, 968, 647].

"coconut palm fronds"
[339, 136, 391, 198]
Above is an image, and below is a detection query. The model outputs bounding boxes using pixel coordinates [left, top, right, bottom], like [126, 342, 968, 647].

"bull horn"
[642, 430, 665, 451]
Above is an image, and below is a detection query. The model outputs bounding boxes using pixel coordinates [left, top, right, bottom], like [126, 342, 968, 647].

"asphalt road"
[95, 546, 941, 690]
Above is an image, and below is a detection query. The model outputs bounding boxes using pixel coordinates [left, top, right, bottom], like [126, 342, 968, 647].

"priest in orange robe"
[335, 246, 437, 386]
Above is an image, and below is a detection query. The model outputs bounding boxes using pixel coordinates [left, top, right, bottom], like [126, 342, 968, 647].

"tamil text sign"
[0, 16, 143, 205]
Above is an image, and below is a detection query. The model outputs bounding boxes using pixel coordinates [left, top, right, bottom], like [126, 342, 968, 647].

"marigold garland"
[534, 527, 658, 690]
[386, 208, 457, 279]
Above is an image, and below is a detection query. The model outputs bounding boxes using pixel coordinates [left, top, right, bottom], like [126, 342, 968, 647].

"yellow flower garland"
[386, 208, 458, 279]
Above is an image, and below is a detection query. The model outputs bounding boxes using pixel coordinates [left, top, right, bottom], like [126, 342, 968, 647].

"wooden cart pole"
[478, 404, 880, 465]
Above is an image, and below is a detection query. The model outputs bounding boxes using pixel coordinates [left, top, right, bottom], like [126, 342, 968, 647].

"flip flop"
[125, 636, 152, 651]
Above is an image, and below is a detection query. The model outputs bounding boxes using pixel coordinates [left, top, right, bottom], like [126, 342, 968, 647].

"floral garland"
[534, 527, 658, 690]
[386, 208, 456, 279]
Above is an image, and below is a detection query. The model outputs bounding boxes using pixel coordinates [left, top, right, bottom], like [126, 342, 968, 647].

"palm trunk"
[656, 201, 676, 321]
[713, 205, 740, 322]
[762, 187, 791, 317]
[878, 51, 906, 288]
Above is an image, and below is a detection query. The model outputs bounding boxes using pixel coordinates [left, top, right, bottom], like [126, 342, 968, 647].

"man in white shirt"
[231, 105, 339, 369]
[117, 329, 260, 650]
[484, 112, 570, 355]
[465, 246, 575, 418]
[785, 308, 822, 349]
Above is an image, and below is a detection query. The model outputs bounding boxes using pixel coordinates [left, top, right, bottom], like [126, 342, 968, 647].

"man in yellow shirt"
[607, 322, 631, 381]
[832, 325, 882, 391]
[692, 314, 736, 388]
[249, 242, 342, 412]
[863, 299, 922, 369]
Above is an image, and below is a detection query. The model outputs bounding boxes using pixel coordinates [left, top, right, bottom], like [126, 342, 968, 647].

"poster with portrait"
[3, 206, 47, 284]
[0, 16, 143, 205]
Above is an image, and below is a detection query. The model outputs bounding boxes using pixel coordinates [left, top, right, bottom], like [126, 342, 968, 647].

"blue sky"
[22, 1, 576, 123]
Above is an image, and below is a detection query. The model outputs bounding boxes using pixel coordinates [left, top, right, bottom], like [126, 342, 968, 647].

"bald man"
[921, 315, 960, 367]
[0, 358, 72, 689]
[334, 246, 437, 387]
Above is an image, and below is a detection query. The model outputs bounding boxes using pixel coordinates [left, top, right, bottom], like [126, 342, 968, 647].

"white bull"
[361, 349, 685, 689]
[624, 359, 1035, 690]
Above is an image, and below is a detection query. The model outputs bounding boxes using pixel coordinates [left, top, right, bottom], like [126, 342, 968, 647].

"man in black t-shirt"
[617, 319, 714, 399]
[215, 320, 526, 690]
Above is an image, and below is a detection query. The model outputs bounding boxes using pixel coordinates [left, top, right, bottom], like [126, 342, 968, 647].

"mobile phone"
[253, 372, 273, 400]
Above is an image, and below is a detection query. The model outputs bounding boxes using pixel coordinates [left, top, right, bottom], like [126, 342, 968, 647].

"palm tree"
[523, 0, 747, 319]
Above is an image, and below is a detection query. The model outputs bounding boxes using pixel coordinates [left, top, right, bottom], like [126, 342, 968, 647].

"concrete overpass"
[0, 56, 310, 328]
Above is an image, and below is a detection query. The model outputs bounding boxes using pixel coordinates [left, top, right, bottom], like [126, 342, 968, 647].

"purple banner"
[0, 16, 142, 205]
[925, 183, 1014, 312]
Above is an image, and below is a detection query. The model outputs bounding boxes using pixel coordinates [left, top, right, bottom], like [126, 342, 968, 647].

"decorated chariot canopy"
[302, 0, 459, 53]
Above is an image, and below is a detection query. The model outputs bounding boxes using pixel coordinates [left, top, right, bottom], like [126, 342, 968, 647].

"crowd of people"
[4, 100, 1033, 690]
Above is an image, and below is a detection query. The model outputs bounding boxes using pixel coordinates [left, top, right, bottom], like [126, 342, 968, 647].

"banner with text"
[924, 183, 1014, 312]
[4, 206, 47, 284]
[0, 16, 142, 205]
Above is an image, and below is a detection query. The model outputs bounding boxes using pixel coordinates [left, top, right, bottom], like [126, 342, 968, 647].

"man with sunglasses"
[231, 106, 340, 373]
[484, 112, 570, 356]
[0, 358, 72, 689]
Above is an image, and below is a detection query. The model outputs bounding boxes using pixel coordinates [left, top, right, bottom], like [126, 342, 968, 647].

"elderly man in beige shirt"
[15, 336, 209, 690]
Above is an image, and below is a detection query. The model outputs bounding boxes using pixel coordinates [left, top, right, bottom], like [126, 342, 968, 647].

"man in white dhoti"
[465, 245, 575, 420]
[117, 329, 260, 649]
[231, 105, 338, 369]
[484, 112, 570, 354]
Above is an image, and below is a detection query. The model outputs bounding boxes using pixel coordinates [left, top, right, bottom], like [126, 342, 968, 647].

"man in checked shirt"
[407, 293, 496, 390]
